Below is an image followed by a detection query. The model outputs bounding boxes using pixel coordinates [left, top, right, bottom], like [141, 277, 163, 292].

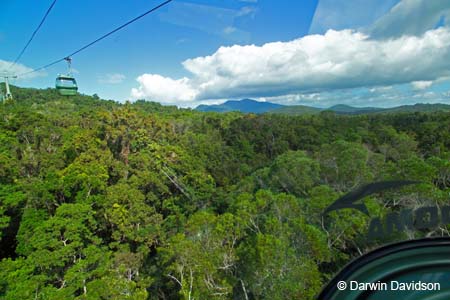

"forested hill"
[196, 98, 284, 113]
[1, 86, 450, 299]
[196, 99, 450, 115]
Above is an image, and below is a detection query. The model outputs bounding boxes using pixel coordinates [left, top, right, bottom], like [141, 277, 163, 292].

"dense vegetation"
[1, 86, 449, 299]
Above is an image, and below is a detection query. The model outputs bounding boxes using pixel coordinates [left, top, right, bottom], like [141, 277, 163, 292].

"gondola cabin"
[55, 74, 78, 96]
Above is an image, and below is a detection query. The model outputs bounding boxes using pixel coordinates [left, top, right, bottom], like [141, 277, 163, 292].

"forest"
[1, 86, 450, 299]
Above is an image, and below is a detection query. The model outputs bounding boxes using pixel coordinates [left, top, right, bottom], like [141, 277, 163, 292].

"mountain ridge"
[196, 99, 285, 113]
[195, 99, 450, 115]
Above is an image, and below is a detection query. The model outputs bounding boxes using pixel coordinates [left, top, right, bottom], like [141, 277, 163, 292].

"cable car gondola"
[56, 57, 78, 96]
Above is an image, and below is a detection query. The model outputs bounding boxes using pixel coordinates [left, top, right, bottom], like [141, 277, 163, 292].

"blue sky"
[1, 0, 450, 107]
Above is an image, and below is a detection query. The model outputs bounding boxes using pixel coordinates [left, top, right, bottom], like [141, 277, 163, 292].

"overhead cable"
[9, 0, 58, 70]
[16, 0, 173, 77]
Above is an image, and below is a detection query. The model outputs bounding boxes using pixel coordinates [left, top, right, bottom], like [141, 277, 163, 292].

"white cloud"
[309, 0, 398, 34]
[411, 80, 433, 90]
[370, 0, 450, 39]
[369, 86, 393, 93]
[0, 59, 46, 80]
[98, 73, 126, 84]
[131, 74, 197, 104]
[263, 85, 450, 108]
[310, 0, 450, 38]
[131, 27, 450, 106]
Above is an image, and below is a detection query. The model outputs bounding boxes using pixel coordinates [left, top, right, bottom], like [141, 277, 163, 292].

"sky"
[1, 0, 450, 108]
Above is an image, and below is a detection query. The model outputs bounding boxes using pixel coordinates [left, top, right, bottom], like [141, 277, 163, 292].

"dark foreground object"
[317, 238, 450, 300]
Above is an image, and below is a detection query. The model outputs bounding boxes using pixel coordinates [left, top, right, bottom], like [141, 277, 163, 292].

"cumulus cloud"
[98, 73, 126, 84]
[131, 27, 450, 105]
[131, 74, 197, 103]
[370, 0, 450, 39]
[0, 59, 46, 79]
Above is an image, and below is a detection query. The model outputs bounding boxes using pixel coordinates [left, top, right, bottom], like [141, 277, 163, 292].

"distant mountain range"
[196, 99, 284, 113]
[195, 99, 450, 115]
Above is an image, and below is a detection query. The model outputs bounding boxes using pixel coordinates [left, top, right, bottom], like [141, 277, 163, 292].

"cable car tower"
[1, 74, 17, 103]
